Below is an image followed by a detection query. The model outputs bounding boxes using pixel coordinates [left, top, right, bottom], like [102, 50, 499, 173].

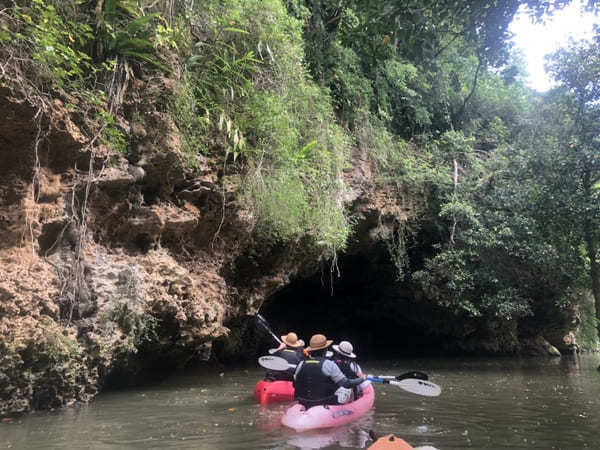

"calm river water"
[1, 355, 599, 449]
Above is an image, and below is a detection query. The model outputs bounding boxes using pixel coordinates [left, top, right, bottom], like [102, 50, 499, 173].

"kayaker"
[332, 340, 362, 377]
[293, 334, 366, 409]
[332, 340, 365, 400]
[265, 332, 305, 381]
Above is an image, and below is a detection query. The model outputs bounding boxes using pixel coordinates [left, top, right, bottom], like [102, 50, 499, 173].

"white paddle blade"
[258, 355, 295, 371]
[395, 379, 441, 397]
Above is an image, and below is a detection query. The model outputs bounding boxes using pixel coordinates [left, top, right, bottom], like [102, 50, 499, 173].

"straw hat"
[281, 332, 303, 348]
[332, 340, 356, 358]
[306, 334, 333, 352]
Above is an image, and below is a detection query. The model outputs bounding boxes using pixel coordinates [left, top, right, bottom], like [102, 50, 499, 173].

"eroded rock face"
[0, 250, 99, 416]
[0, 80, 319, 417]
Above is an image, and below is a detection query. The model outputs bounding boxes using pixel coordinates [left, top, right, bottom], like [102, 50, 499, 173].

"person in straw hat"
[265, 332, 305, 381]
[293, 334, 365, 408]
[331, 340, 367, 400]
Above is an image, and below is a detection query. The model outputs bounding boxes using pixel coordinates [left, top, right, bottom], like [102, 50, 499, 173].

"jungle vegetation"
[1, 0, 599, 348]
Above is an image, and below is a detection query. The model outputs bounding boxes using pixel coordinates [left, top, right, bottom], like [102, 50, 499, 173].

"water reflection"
[286, 412, 373, 449]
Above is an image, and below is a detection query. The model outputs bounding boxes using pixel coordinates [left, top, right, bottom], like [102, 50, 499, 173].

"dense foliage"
[2, 0, 599, 349]
[286, 0, 600, 347]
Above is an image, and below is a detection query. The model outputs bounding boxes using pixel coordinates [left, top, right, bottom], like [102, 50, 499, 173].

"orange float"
[368, 434, 414, 450]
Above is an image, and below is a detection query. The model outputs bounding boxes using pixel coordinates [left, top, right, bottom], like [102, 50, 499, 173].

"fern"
[97, 2, 168, 72]
[189, 39, 260, 105]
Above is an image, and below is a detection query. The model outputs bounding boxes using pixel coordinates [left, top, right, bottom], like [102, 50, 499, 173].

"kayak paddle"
[260, 357, 428, 381]
[258, 356, 442, 397]
[366, 376, 441, 397]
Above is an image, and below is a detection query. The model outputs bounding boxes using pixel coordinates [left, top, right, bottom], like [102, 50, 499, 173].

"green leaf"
[118, 49, 170, 72]
[125, 13, 160, 36]
[222, 27, 249, 34]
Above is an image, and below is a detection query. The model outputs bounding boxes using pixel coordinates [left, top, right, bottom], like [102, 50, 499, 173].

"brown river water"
[1, 355, 599, 449]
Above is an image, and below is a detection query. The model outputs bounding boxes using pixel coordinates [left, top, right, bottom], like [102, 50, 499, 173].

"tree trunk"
[449, 159, 458, 247]
[584, 229, 600, 336]
[452, 52, 483, 129]
[582, 168, 600, 337]
[95, 0, 105, 61]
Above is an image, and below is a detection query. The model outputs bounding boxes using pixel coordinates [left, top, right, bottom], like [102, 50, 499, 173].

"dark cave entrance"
[259, 248, 449, 358]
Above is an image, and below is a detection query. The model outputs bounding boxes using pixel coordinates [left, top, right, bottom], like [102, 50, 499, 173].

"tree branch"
[453, 52, 483, 128]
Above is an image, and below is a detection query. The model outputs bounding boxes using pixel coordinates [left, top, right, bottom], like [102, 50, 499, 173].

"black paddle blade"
[397, 371, 428, 381]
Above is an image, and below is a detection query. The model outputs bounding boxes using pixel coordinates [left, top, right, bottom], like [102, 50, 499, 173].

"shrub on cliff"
[177, 0, 353, 257]
[0, 316, 97, 416]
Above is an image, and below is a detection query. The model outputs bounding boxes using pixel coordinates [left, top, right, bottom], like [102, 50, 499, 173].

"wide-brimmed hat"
[332, 341, 356, 358]
[306, 334, 333, 352]
[281, 332, 303, 347]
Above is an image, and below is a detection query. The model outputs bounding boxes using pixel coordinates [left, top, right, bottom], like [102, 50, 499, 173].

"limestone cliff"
[0, 76, 328, 416]
[0, 73, 582, 416]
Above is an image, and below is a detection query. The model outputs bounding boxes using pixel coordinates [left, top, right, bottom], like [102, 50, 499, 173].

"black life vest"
[333, 357, 362, 399]
[293, 357, 338, 408]
[277, 348, 303, 365]
[333, 358, 357, 379]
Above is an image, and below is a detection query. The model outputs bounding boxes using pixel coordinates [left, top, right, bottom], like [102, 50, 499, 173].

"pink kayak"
[281, 383, 375, 432]
[253, 379, 295, 405]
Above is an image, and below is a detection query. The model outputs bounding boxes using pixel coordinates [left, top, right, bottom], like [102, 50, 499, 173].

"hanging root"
[54, 121, 108, 324]
[21, 107, 48, 263]
[107, 57, 134, 115]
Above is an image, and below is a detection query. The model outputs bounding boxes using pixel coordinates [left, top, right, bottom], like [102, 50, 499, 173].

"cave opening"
[260, 248, 449, 359]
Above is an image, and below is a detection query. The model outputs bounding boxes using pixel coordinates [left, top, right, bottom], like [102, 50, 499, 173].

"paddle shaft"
[367, 376, 396, 385]
[256, 314, 283, 345]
